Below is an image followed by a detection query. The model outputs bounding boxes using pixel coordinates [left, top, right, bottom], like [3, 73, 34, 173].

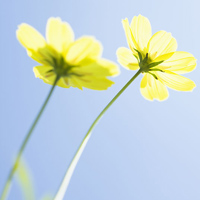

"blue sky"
[1, 0, 200, 199]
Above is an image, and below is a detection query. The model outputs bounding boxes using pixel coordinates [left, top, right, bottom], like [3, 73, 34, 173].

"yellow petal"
[33, 65, 56, 84]
[29, 45, 59, 65]
[153, 52, 174, 63]
[63, 76, 83, 90]
[66, 37, 102, 65]
[140, 73, 168, 101]
[122, 18, 138, 52]
[44, 76, 70, 88]
[116, 47, 139, 70]
[73, 59, 119, 77]
[130, 15, 152, 53]
[156, 71, 196, 91]
[33, 66, 69, 88]
[57, 78, 71, 88]
[159, 51, 196, 74]
[73, 76, 114, 90]
[33, 65, 53, 78]
[70, 59, 119, 90]
[16, 23, 46, 51]
[147, 31, 177, 60]
[46, 17, 74, 54]
[16, 23, 58, 65]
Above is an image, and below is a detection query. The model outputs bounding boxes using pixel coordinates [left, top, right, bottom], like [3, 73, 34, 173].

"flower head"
[17, 17, 119, 90]
[117, 15, 196, 101]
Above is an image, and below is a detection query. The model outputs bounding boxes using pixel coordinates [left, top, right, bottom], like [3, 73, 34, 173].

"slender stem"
[0, 76, 59, 200]
[54, 69, 142, 200]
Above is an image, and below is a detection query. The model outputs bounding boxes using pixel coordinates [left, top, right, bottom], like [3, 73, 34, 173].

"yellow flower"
[117, 15, 196, 101]
[17, 17, 119, 90]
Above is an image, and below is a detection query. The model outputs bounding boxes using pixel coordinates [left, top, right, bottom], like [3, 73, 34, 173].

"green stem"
[54, 69, 142, 200]
[0, 76, 59, 200]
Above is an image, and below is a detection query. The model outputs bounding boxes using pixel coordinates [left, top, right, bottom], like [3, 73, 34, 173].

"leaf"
[40, 194, 53, 200]
[16, 159, 35, 200]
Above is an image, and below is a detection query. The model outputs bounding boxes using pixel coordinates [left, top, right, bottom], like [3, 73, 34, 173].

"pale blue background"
[1, 0, 200, 199]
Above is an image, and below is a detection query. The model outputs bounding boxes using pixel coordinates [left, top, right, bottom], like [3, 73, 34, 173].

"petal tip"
[47, 17, 62, 23]
[122, 18, 129, 24]
[190, 82, 196, 91]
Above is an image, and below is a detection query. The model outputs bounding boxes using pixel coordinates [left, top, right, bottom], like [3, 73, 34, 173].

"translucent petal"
[33, 65, 56, 84]
[74, 76, 114, 90]
[64, 76, 83, 90]
[45, 76, 70, 88]
[159, 51, 196, 74]
[16, 23, 58, 65]
[116, 47, 139, 70]
[140, 73, 168, 101]
[28, 45, 59, 66]
[46, 17, 74, 53]
[33, 66, 69, 88]
[153, 52, 174, 63]
[72, 59, 119, 77]
[156, 71, 196, 91]
[16, 23, 46, 51]
[66, 37, 102, 65]
[122, 18, 138, 52]
[130, 15, 152, 53]
[147, 31, 177, 60]
[57, 78, 71, 88]
[33, 65, 53, 79]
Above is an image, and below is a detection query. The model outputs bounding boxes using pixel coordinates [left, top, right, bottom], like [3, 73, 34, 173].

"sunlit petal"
[156, 71, 196, 91]
[116, 47, 139, 70]
[140, 73, 168, 101]
[122, 18, 138, 52]
[33, 65, 53, 79]
[147, 31, 177, 60]
[33, 66, 69, 88]
[153, 52, 174, 63]
[74, 76, 114, 90]
[160, 51, 196, 74]
[66, 37, 102, 65]
[64, 76, 83, 90]
[17, 23, 46, 51]
[46, 17, 74, 53]
[73, 59, 119, 77]
[130, 15, 152, 53]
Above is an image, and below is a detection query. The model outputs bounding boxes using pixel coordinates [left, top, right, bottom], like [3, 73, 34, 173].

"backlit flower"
[117, 15, 196, 100]
[17, 17, 119, 90]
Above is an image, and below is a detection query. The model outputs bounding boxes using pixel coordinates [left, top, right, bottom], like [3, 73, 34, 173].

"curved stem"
[54, 69, 142, 200]
[0, 76, 59, 200]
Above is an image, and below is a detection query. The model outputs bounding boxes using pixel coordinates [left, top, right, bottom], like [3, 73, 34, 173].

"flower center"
[43, 53, 78, 79]
[52, 56, 74, 77]
[134, 49, 165, 74]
